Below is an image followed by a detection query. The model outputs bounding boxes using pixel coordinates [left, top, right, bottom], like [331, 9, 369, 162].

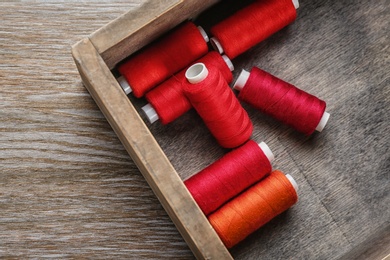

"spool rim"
[117, 75, 132, 94]
[185, 63, 209, 84]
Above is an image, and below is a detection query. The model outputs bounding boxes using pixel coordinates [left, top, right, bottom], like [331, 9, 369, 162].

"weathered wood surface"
[1, 0, 389, 259]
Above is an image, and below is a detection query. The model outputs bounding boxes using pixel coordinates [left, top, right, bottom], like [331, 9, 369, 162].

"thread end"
[142, 103, 159, 124]
[258, 142, 275, 163]
[117, 76, 132, 95]
[233, 69, 250, 91]
[315, 111, 330, 132]
[185, 63, 209, 84]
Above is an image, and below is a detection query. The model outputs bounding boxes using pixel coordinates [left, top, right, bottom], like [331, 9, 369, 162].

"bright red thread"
[210, 0, 296, 59]
[208, 170, 298, 248]
[184, 140, 271, 216]
[183, 64, 253, 148]
[238, 67, 326, 135]
[145, 51, 233, 125]
[118, 22, 208, 98]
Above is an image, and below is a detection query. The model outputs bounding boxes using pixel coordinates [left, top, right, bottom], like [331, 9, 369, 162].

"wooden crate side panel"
[71, 38, 233, 260]
[89, 0, 219, 69]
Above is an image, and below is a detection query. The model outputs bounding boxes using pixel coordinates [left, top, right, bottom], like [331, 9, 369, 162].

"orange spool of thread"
[117, 21, 209, 98]
[208, 170, 298, 248]
[210, 0, 298, 59]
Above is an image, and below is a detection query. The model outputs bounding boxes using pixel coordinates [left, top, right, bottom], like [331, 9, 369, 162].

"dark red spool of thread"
[183, 63, 253, 148]
[118, 21, 209, 98]
[144, 51, 233, 124]
[234, 67, 329, 135]
[210, 0, 297, 59]
[184, 140, 273, 215]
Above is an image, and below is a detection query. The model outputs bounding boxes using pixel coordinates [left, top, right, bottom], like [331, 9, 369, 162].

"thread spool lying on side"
[117, 22, 209, 98]
[234, 67, 330, 135]
[208, 170, 298, 248]
[182, 63, 253, 148]
[185, 140, 274, 215]
[142, 52, 234, 124]
[210, 0, 298, 59]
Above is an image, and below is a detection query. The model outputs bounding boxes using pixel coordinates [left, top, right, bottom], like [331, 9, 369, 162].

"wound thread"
[185, 140, 272, 216]
[183, 63, 253, 148]
[210, 0, 296, 59]
[236, 67, 328, 135]
[118, 22, 208, 98]
[208, 170, 298, 248]
[145, 51, 233, 125]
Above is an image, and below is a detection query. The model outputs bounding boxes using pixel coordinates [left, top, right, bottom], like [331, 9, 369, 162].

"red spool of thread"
[208, 170, 298, 248]
[143, 51, 234, 124]
[185, 140, 274, 215]
[234, 67, 330, 135]
[182, 63, 253, 148]
[210, 0, 298, 59]
[117, 21, 209, 98]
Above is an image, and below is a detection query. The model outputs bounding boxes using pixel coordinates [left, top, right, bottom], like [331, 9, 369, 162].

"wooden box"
[71, 0, 233, 259]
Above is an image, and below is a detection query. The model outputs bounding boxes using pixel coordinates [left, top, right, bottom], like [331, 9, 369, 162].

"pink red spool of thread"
[234, 67, 330, 135]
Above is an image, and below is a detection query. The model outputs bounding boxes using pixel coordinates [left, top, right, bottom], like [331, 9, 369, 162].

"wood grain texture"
[1, 0, 389, 259]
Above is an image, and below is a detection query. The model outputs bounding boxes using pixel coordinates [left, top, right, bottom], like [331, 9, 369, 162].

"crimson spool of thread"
[142, 51, 234, 124]
[182, 63, 253, 148]
[117, 21, 209, 98]
[208, 170, 298, 248]
[185, 140, 274, 215]
[234, 67, 330, 135]
[210, 0, 298, 59]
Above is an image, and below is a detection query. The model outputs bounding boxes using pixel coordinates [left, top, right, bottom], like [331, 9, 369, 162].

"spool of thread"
[117, 21, 209, 98]
[185, 140, 274, 215]
[182, 63, 253, 148]
[143, 51, 234, 124]
[208, 170, 298, 248]
[234, 67, 330, 135]
[210, 0, 298, 59]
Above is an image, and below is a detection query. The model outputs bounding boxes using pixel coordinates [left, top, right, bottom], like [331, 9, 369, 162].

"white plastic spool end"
[117, 76, 132, 95]
[315, 111, 330, 132]
[197, 26, 209, 43]
[142, 103, 159, 124]
[222, 55, 234, 71]
[210, 37, 224, 54]
[258, 142, 275, 163]
[292, 0, 300, 9]
[285, 174, 299, 193]
[233, 69, 250, 91]
[185, 63, 209, 84]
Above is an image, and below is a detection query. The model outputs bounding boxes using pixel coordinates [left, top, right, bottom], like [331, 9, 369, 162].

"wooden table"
[1, 1, 389, 259]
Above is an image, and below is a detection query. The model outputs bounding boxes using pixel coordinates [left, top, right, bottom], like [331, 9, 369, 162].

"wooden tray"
[71, 0, 233, 259]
